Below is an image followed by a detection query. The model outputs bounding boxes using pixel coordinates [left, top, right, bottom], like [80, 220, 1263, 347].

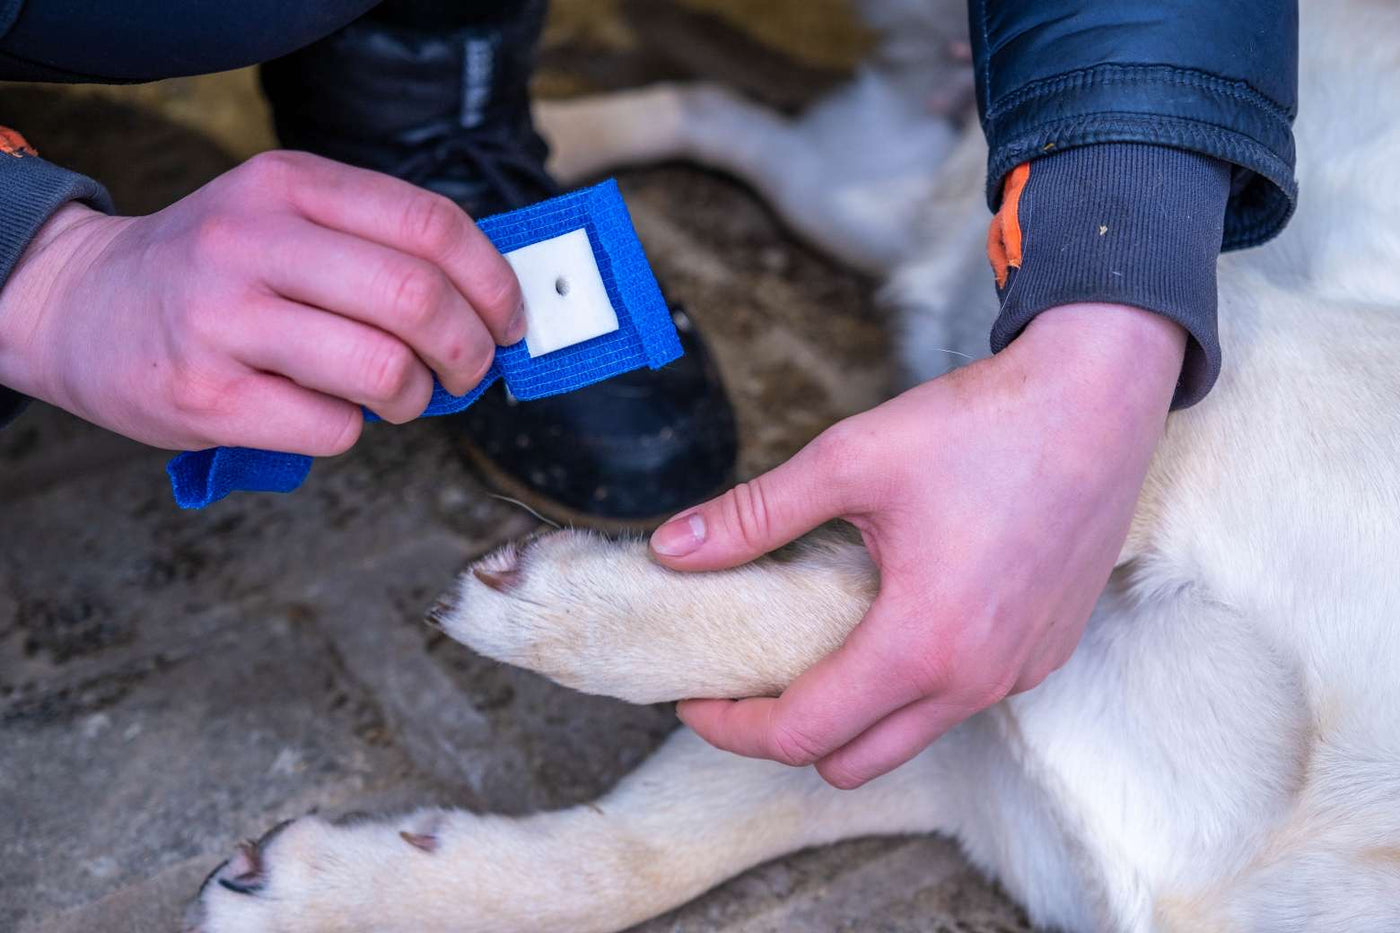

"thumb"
[650, 434, 849, 571]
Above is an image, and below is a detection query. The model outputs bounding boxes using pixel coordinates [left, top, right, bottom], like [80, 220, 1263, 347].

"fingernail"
[506, 302, 527, 344]
[651, 512, 706, 557]
[674, 700, 696, 726]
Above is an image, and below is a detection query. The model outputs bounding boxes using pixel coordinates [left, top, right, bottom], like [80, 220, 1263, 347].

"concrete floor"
[1, 2, 1030, 929]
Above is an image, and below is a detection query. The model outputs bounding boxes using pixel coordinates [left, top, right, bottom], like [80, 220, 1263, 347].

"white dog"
[193, 0, 1400, 929]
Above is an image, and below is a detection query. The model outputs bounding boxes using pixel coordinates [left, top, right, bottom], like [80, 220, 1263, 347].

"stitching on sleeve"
[988, 63, 1294, 127]
[977, 0, 993, 118]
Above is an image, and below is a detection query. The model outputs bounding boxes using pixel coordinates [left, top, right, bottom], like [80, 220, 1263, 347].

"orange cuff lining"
[0, 126, 37, 158]
[986, 161, 1029, 289]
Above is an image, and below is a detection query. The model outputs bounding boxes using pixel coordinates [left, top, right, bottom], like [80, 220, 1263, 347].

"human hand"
[0, 150, 523, 452]
[650, 303, 1186, 788]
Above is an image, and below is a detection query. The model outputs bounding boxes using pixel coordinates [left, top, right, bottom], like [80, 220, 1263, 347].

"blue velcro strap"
[167, 179, 681, 509]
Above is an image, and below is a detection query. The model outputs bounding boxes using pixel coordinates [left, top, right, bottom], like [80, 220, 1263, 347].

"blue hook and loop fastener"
[167, 178, 682, 509]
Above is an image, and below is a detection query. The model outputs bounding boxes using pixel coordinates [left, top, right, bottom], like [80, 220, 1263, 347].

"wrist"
[0, 202, 123, 404]
[985, 145, 1230, 409]
[1014, 302, 1187, 417]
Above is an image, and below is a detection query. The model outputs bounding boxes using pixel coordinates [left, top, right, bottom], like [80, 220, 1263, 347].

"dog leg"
[192, 726, 952, 933]
[536, 83, 800, 190]
[536, 82, 940, 273]
[535, 85, 697, 186]
[436, 527, 876, 704]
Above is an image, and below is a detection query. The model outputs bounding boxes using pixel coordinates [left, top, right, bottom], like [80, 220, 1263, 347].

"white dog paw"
[434, 528, 874, 704]
[432, 531, 665, 702]
[187, 818, 296, 933]
[188, 812, 451, 933]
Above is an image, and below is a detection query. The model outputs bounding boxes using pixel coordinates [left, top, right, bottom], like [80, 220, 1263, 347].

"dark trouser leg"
[367, 0, 523, 29]
[260, 0, 551, 215]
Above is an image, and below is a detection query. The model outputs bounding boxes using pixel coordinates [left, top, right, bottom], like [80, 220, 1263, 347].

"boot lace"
[393, 119, 560, 211]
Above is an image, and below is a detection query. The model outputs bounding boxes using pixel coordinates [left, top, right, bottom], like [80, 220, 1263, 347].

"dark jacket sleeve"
[970, 0, 1298, 407]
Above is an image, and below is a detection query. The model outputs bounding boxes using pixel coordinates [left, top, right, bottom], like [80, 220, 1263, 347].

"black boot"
[261, 1, 737, 525]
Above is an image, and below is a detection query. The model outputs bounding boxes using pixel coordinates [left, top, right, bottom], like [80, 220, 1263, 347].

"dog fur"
[193, 0, 1400, 929]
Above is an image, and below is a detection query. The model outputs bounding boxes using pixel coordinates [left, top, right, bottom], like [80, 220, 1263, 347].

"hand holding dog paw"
[653, 303, 1186, 788]
[0, 151, 523, 453]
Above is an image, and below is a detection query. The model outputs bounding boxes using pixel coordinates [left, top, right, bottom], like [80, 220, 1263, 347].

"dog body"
[195, 1, 1400, 930]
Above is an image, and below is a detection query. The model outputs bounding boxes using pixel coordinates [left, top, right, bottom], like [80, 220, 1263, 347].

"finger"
[677, 593, 934, 765]
[814, 693, 966, 790]
[231, 298, 435, 424]
[677, 698, 783, 759]
[255, 217, 496, 396]
[268, 152, 524, 343]
[650, 427, 860, 570]
[214, 373, 365, 457]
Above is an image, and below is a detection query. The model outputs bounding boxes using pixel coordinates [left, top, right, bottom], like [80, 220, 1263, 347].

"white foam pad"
[504, 228, 620, 358]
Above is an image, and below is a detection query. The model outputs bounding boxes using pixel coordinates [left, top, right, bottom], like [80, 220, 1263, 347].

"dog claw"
[218, 873, 264, 895]
[256, 818, 296, 848]
[217, 840, 266, 895]
[473, 567, 520, 592]
[401, 830, 440, 853]
[426, 599, 455, 629]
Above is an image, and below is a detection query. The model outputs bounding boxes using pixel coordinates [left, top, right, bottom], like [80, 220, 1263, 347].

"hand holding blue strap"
[167, 180, 682, 509]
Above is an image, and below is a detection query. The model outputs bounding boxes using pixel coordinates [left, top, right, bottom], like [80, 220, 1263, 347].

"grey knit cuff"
[990, 143, 1230, 409]
[0, 149, 114, 429]
[0, 150, 114, 281]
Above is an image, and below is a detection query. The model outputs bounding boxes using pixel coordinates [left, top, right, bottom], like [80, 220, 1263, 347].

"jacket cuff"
[978, 62, 1296, 253]
[987, 143, 1230, 409]
[0, 146, 114, 429]
[0, 149, 114, 280]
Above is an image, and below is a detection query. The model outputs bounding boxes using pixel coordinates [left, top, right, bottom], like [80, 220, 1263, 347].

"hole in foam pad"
[504, 228, 618, 358]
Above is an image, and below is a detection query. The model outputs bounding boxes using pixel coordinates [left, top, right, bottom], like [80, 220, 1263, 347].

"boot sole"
[456, 436, 684, 534]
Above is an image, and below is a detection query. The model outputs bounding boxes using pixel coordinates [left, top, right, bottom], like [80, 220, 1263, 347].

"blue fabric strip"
[167, 179, 682, 509]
